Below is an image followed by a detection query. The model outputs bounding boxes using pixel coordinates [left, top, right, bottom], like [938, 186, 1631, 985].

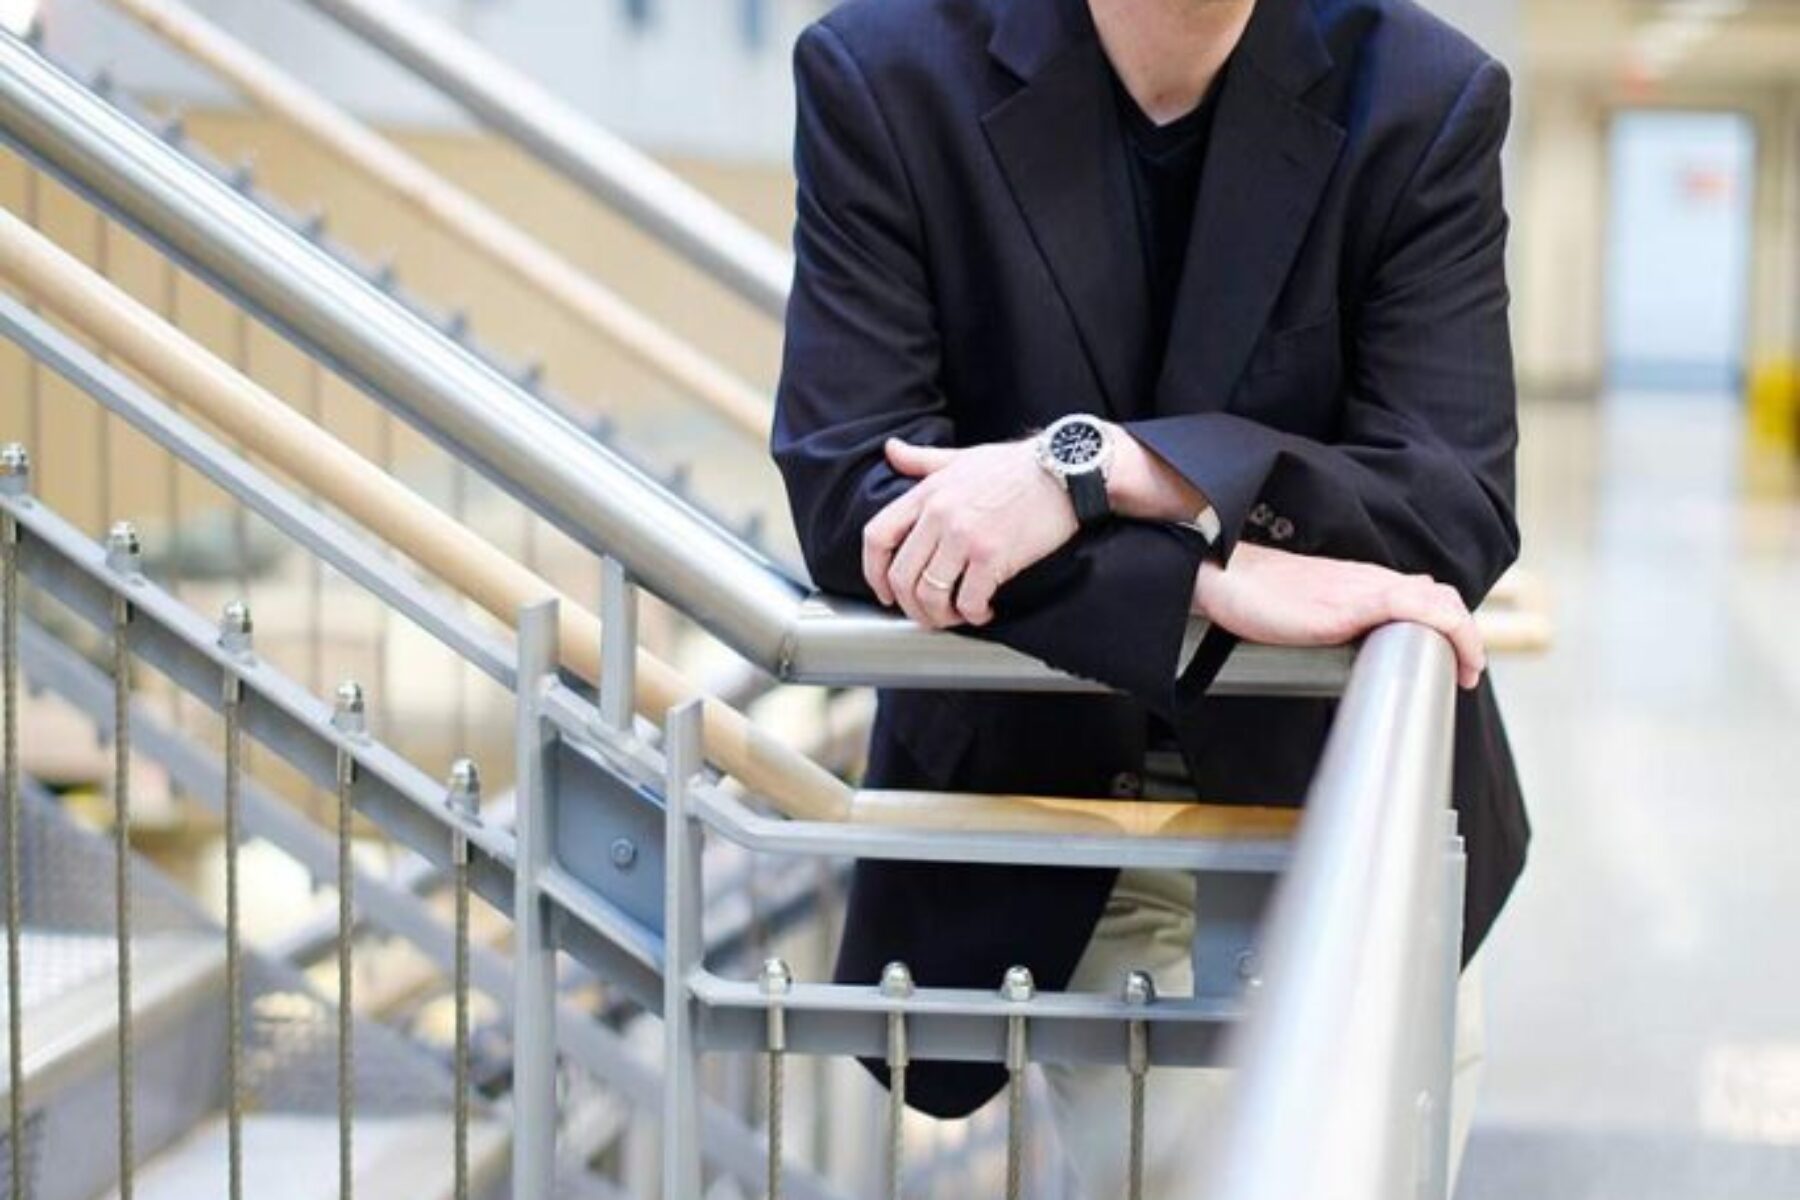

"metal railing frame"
[0, 29, 1469, 1200]
[0, 28, 1353, 700]
[294, 0, 795, 320]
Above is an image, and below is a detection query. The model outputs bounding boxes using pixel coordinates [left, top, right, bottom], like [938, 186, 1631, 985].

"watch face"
[1050, 419, 1106, 471]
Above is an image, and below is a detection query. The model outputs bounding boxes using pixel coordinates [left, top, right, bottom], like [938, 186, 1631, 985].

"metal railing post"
[598, 557, 636, 735]
[331, 680, 367, 1200]
[218, 600, 254, 1200]
[444, 758, 483, 1200]
[999, 965, 1034, 1200]
[105, 520, 142, 1200]
[1, 444, 26, 1200]
[662, 699, 705, 1200]
[512, 599, 560, 1200]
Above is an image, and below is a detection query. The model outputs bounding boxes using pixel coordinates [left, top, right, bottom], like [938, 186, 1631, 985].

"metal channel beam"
[692, 975, 1238, 1070]
[0, 32, 1350, 698]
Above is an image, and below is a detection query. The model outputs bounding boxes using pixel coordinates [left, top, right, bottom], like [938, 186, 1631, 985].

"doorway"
[1604, 110, 1756, 394]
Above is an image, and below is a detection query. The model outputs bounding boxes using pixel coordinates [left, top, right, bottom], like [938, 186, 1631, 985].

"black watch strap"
[1068, 471, 1111, 529]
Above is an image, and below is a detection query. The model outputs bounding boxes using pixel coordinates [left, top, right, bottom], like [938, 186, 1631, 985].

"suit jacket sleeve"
[775, 23, 1208, 713]
[1126, 60, 1522, 610]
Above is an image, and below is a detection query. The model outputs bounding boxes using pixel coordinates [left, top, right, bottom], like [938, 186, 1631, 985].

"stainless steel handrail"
[0, 32, 1351, 698]
[298, 0, 793, 318]
[1201, 622, 1463, 1200]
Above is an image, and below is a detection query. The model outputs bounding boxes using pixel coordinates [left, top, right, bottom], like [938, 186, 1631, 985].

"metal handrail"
[99, 0, 774, 439]
[1202, 622, 1464, 1200]
[0, 30, 1353, 699]
[298, 0, 793, 319]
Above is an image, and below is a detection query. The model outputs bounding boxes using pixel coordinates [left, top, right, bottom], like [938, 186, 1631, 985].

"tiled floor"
[1458, 392, 1800, 1197]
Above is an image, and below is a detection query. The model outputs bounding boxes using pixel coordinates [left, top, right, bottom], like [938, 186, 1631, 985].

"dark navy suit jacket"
[774, 0, 1530, 1118]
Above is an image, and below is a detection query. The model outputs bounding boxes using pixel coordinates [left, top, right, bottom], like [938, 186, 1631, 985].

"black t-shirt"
[1110, 65, 1225, 375]
[1108, 65, 1228, 768]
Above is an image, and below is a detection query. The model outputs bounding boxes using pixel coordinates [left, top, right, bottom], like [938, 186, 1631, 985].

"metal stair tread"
[107, 1111, 511, 1200]
[0, 930, 225, 1102]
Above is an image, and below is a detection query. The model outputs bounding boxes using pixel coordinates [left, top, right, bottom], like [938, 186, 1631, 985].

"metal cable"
[222, 681, 244, 1200]
[766, 1050, 783, 1200]
[111, 595, 135, 1200]
[4, 512, 24, 1200]
[452, 846, 469, 1200]
[1004, 1068, 1024, 1200]
[886, 1065, 906, 1200]
[1128, 1072, 1146, 1200]
[336, 747, 355, 1200]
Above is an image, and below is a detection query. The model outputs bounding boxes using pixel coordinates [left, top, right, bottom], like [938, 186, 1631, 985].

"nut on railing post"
[0, 443, 30, 497]
[1123, 969, 1156, 1200]
[760, 956, 793, 1200]
[105, 519, 142, 577]
[1000, 965, 1035, 1200]
[332, 679, 368, 738]
[880, 961, 915, 1200]
[219, 599, 254, 659]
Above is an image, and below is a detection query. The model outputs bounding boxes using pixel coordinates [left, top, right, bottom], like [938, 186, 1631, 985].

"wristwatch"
[1034, 413, 1114, 529]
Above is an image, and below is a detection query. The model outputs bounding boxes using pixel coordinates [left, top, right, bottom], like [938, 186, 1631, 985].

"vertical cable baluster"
[880, 962, 914, 1200]
[2, 446, 28, 1200]
[332, 682, 367, 1200]
[444, 759, 481, 1200]
[1000, 966, 1034, 1200]
[1122, 971, 1155, 1200]
[106, 522, 142, 1200]
[759, 958, 792, 1200]
[218, 603, 253, 1200]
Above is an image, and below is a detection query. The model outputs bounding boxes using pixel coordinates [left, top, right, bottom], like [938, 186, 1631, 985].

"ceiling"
[1525, 0, 1800, 88]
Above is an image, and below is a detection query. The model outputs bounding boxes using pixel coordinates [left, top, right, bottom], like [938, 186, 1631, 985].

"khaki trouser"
[1042, 868, 1485, 1200]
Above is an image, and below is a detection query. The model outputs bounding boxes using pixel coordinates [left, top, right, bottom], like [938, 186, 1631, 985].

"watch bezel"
[1034, 414, 1114, 487]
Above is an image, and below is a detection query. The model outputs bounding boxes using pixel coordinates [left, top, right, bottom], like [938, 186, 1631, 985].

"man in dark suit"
[774, 0, 1528, 1190]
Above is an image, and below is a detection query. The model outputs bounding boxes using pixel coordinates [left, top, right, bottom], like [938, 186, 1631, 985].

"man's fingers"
[1385, 579, 1486, 689]
[886, 513, 941, 625]
[917, 542, 969, 629]
[885, 438, 958, 478]
[862, 487, 926, 604]
[955, 561, 1001, 626]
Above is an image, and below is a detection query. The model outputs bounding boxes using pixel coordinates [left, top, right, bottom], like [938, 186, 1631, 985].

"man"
[773, 0, 1528, 1192]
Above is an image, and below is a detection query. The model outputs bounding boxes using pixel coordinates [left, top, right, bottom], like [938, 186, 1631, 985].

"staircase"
[0, 6, 1484, 1199]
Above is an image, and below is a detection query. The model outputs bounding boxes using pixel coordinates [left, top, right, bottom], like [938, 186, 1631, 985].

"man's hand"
[1194, 543, 1488, 689]
[863, 437, 1078, 628]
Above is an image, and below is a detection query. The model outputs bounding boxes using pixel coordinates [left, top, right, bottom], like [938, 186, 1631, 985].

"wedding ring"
[921, 572, 955, 591]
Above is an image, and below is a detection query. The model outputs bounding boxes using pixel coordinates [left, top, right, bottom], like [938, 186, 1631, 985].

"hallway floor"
[1458, 391, 1800, 1198]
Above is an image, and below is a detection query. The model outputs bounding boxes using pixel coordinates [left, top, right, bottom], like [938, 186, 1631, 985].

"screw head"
[759, 957, 793, 997]
[219, 600, 254, 655]
[0, 444, 29, 496]
[1236, 950, 1262, 987]
[1000, 965, 1036, 1003]
[608, 837, 637, 870]
[1122, 970, 1157, 1007]
[446, 758, 482, 820]
[104, 521, 142, 575]
[331, 680, 367, 736]
[879, 961, 915, 999]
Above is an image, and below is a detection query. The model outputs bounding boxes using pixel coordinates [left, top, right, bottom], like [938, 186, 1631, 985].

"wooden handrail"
[0, 205, 842, 818]
[99, 0, 773, 439]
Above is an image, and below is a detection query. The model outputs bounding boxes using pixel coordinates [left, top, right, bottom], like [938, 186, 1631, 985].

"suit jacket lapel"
[1155, 2, 1347, 414]
[982, 6, 1147, 419]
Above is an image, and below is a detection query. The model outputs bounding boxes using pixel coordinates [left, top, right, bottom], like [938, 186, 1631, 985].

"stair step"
[111, 1112, 510, 1200]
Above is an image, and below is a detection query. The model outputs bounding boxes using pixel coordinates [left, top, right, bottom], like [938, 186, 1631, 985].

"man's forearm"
[1105, 422, 1213, 524]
